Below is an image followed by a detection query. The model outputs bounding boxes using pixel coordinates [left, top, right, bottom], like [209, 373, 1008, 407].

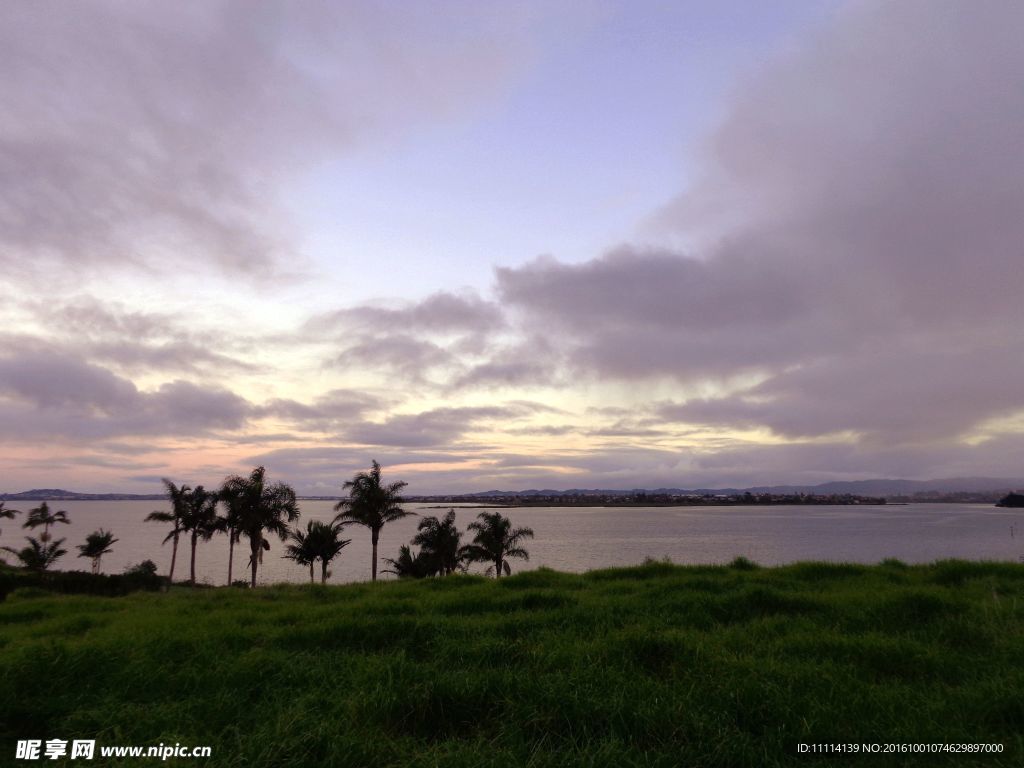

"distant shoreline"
[418, 501, 892, 508]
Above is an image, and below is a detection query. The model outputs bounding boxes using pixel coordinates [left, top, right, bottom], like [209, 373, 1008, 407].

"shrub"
[124, 559, 159, 577]
[728, 556, 760, 571]
[0, 567, 162, 600]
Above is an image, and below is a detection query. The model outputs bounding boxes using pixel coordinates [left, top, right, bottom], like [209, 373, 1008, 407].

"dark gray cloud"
[255, 389, 384, 431]
[0, 2, 540, 279]
[683, 432, 1024, 488]
[305, 291, 507, 385]
[493, 0, 1024, 450]
[148, 381, 251, 432]
[659, 344, 1024, 442]
[309, 292, 504, 336]
[451, 360, 550, 389]
[244, 443, 692, 495]
[333, 336, 455, 381]
[346, 404, 542, 448]
[448, 335, 563, 390]
[244, 446, 483, 494]
[85, 341, 257, 376]
[0, 353, 137, 411]
[0, 352, 251, 440]
[0, 350, 391, 444]
[45, 301, 175, 340]
[496, 247, 818, 380]
[9, 299, 258, 376]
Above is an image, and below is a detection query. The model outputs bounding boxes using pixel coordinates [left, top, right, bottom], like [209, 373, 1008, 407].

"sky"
[3, 0, 1024, 495]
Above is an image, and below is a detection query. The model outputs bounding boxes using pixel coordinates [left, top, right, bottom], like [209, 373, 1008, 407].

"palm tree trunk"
[309, 562, 314, 583]
[371, 528, 380, 582]
[227, 528, 235, 585]
[190, 531, 198, 586]
[495, 557, 502, 578]
[321, 559, 328, 584]
[168, 528, 180, 583]
[250, 536, 259, 588]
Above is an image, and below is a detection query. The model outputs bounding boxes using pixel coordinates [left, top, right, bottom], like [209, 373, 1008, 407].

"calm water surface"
[2, 502, 1021, 585]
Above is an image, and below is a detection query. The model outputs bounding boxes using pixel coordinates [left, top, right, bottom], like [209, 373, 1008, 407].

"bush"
[124, 559, 158, 578]
[0, 567, 162, 600]
[728, 556, 760, 571]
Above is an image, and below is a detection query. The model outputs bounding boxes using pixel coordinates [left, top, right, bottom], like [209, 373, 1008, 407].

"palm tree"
[181, 486, 221, 586]
[381, 544, 432, 579]
[334, 460, 411, 582]
[145, 479, 189, 583]
[284, 520, 351, 584]
[412, 508, 468, 576]
[464, 511, 534, 578]
[309, 520, 350, 584]
[23, 502, 70, 542]
[3, 536, 66, 572]
[220, 466, 299, 588]
[216, 483, 244, 585]
[77, 529, 118, 574]
[283, 523, 317, 583]
[0, 502, 18, 546]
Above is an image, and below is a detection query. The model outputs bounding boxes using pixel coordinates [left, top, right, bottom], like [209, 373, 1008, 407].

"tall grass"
[1, 561, 1022, 766]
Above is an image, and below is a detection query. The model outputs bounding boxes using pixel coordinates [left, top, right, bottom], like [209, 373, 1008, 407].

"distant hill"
[425, 477, 1024, 500]
[5, 477, 1023, 502]
[0, 489, 342, 502]
[0, 489, 165, 501]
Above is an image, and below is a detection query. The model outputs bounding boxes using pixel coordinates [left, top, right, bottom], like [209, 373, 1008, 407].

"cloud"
[255, 389, 384, 431]
[336, 400, 559, 449]
[309, 292, 505, 336]
[244, 445, 485, 494]
[0, 353, 137, 411]
[333, 336, 455, 381]
[8, 298, 258, 376]
[346, 404, 537, 448]
[682, 431, 1024, 489]
[6, 0, 1024, 491]
[243, 443, 693, 495]
[0, 352, 250, 440]
[497, 248, 810, 380]
[494, 0, 1024, 449]
[304, 291, 509, 385]
[448, 334, 564, 390]
[0, 2, 547, 279]
[660, 344, 1024, 442]
[84, 341, 258, 376]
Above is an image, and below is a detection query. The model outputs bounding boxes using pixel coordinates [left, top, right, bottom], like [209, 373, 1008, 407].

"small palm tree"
[77, 529, 118, 574]
[3, 536, 67, 572]
[181, 486, 222, 586]
[283, 524, 317, 583]
[0, 502, 18, 546]
[145, 479, 190, 582]
[23, 502, 70, 542]
[464, 511, 534, 578]
[284, 520, 351, 583]
[334, 460, 412, 582]
[412, 508, 468, 576]
[309, 520, 350, 584]
[221, 466, 300, 588]
[382, 544, 432, 579]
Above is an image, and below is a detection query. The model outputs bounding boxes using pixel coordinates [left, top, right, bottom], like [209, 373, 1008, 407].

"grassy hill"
[1, 560, 1022, 767]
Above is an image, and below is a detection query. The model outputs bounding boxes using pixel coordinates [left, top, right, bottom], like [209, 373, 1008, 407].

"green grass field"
[2, 560, 1023, 767]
